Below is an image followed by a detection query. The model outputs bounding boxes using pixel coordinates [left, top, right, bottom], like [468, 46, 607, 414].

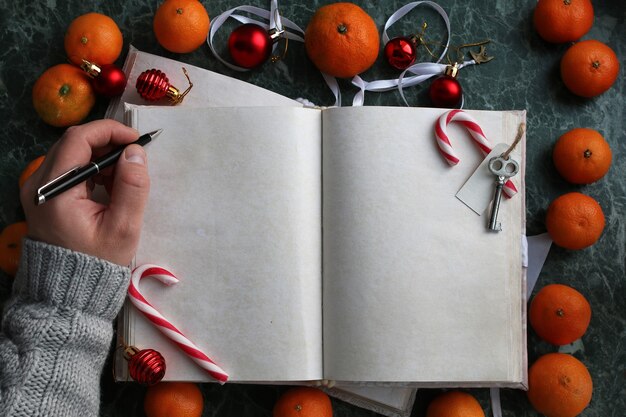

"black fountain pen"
[35, 129, 162, 205]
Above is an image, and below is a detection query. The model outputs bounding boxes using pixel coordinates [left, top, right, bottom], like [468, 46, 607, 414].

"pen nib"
[147, 129, 163, 139]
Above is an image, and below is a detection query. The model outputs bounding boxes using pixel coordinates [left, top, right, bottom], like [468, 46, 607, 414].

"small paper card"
[455, 143, 511, 215]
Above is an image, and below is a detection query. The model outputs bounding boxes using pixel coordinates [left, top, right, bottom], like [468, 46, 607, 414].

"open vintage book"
[111, 47, 527, 417]
[120, 104, 526, 382]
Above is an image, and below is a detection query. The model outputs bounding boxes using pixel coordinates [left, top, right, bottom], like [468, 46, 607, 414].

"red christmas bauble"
[429, 75, 462, 108]
[384, 37, 417, 70]
[91, 64, 127, 97]
[228, 23, 273, 69]
[127, 348, 166, 385]
[136, 69, 171, 101]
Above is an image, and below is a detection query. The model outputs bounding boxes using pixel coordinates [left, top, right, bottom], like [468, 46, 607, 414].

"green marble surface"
[0, 0, 624, 416]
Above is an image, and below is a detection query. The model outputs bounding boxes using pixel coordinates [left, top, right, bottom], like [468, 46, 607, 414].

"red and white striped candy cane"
[435, 109, 518, 198]
[128, 264, 229, 384]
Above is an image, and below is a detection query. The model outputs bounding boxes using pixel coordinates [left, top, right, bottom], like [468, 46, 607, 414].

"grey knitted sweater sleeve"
[0, 239, 130, 417]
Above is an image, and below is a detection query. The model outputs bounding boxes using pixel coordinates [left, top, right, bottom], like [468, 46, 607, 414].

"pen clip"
[36, 166, 81, 199]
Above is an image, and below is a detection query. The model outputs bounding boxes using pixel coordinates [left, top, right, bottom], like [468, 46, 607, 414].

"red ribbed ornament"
[136, 69, 172, 101]
[126, 347, 166, 385]
[135, 68, 193, 104]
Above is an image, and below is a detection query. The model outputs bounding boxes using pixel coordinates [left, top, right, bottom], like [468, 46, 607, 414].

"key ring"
[488, 156, 519, 178]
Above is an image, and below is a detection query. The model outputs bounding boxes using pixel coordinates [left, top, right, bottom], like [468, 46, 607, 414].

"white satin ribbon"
[350, 1, 454, 106]
[382, 1, 450, 50]
[322, 72, 342, 107]
[207, 0, 305, 72]
[207, 1, 471, 107]
[490, 388, 502, 417]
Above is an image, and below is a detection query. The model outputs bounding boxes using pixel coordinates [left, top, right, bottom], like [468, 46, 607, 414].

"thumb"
[105, 144, 150, 236]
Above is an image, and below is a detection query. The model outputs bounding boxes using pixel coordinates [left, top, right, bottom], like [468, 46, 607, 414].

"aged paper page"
[322, 106, 525, 384]
[128, 106, 323, 382]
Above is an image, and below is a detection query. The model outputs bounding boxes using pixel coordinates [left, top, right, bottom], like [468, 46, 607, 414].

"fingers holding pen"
[47, 120, 139, 173]
[21, 120, 140, 206]
[20, 120, 151, 266]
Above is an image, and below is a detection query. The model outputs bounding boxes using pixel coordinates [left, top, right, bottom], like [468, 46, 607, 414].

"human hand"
[20, 120, 150, 266]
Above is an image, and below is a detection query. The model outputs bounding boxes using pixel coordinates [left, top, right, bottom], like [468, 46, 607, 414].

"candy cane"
[435, 109, 518, 198]
[128, 264, 229, 384]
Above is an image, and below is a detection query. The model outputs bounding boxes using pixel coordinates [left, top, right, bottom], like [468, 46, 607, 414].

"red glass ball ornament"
[428, 75, 463, 108]
[92, 64, 127, 97]
[136, 69, 172, 101]
[127, 348, 166, 385]
[228, 23, 273, 69]
[80, 60, 126, 98]
[384, 37, 417, 70]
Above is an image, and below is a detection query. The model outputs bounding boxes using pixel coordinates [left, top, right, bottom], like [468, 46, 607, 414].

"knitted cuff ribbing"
[13, 239, 131, 320]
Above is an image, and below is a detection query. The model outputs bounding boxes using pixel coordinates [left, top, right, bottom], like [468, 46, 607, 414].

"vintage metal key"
[487, 156, 519, 231]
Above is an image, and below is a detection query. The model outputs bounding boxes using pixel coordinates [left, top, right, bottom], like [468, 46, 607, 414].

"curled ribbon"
[207, 0, 305, 72]
[128, 264, 229, 383]
[207, 0, 476, 108]
[352, 0, 463, 106]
